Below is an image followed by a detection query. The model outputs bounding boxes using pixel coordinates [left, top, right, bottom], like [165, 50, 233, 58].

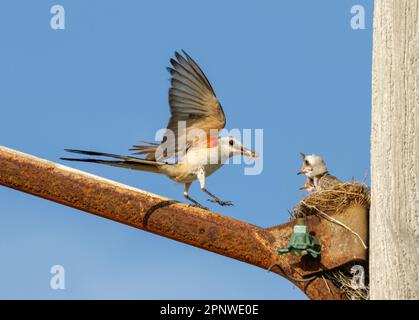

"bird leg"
[203, 188, 233, 206]
[183, 183, 208, 210]
[185, 194, 209, 210]
[195, 166, 233, 206]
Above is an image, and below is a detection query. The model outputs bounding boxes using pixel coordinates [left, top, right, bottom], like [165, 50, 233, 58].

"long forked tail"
[60, 149, 167, 173]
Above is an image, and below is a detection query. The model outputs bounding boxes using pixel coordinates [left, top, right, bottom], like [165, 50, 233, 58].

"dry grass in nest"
[325, 263, 369, 300]
[292, 182, 370, 218]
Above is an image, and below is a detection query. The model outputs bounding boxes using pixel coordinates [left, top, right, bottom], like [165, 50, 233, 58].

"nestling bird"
[298, 153, 341, 192]
[61, 50, 257, 210]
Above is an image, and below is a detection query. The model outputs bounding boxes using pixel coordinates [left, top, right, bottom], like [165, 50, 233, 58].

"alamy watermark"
[50, 5, 65, 30]
[350, 5, 365, 30]
[350, 264, 366, 290]
[50, 265, 65, 290]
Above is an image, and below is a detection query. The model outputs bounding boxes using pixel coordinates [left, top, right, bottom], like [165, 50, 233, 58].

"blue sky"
[0, 0, 373, 299]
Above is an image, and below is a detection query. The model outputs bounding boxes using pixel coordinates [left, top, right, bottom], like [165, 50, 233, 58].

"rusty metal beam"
[0, 146, 361, 299]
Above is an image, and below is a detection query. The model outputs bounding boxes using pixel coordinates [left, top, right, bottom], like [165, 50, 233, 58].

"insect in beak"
[241, 147, 258, 158]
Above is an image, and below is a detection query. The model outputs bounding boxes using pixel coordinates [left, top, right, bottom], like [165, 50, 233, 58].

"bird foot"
[207, 199, 234, 206]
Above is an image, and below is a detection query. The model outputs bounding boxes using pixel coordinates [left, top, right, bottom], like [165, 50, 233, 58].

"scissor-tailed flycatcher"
[62, 50, 257, 209]
[298, 153, 341, 192]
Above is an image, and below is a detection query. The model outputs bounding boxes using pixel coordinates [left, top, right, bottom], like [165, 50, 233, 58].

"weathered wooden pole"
[370, 0, 418, 299]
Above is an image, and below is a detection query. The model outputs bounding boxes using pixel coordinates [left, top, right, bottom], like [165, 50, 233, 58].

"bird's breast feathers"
[169, 146, 225, 183]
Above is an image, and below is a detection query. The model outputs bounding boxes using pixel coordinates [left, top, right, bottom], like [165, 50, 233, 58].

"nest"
[292, 182, 371, 300]
[292, 182, 370, 218]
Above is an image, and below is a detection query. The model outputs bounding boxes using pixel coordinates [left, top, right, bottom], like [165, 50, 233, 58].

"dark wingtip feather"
[174, 51, 182, 61]
[170, 58, 178, 67]
[181, 50, 196, 65]
[181, 49, 189, 57]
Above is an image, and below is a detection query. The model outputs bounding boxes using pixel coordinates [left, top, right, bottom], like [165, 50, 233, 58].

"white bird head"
[218, 136, 257, 159]
[298, 152, 327, 178]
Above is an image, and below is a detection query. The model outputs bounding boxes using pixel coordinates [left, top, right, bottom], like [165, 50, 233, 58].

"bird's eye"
[229, 139, 234, 146]
[304, 160, 309, 166]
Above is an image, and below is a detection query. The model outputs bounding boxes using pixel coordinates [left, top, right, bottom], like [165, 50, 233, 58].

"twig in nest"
[318, 189, 364, 197]
[301, 201, 368, 249]
[322, 274, 332, 295]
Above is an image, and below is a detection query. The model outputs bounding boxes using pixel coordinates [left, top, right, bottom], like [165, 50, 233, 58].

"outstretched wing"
[132, 50, 226, 160]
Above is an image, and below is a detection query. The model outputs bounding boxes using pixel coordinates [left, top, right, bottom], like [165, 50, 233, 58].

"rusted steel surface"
[0, 146, 365, 300]
[267, 206, 368, 276]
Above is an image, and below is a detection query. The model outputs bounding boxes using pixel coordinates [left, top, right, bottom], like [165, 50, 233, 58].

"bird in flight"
[298, 153, 341, 192]
[62, 50, 257, 209]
